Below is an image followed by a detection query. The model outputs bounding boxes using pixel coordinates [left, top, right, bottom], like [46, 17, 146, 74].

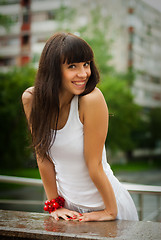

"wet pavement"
[0, 210, 161, 240]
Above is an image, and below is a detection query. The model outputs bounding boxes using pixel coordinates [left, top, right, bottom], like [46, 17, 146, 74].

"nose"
[77, 66, 87, 78]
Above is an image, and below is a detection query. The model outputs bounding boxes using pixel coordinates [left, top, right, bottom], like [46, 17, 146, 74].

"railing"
[121, 182, 161, 221]
[0, 175, 45, 207]
[0, 175, 161, 221]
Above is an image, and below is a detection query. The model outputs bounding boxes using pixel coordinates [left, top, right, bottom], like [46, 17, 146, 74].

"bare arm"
[80, 88, 117, 221]
[22, 88, 80, 220]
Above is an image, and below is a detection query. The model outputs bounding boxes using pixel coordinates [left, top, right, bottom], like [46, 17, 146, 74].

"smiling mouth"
[72, 81, 86, 86]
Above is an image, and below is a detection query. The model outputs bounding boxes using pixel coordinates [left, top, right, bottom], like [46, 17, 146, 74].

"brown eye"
[84, 62, 90, 67]
[68, 64, 76, 69]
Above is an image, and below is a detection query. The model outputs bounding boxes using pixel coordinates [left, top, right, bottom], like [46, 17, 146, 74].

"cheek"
[88, 68, 91, 77]
[62, 71, 70, 81]
[62, 72, 74, 87]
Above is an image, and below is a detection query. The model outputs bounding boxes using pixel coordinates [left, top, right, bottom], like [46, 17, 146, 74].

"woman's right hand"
[51, 207, 82, 221]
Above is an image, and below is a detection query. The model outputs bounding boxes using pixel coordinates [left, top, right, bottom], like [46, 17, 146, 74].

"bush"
[0, 66, 36, 169]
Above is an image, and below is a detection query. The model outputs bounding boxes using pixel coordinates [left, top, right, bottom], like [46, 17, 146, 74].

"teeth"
[73, 81, 85, 85]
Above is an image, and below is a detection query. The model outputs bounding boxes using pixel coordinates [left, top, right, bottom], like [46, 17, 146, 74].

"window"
[23, 13, 29, 23]
[150, 76, 161, 84]
[22, 35, 29, 45]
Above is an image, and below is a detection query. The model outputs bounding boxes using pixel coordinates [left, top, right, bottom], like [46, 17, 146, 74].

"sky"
[142, 0, 161, 12]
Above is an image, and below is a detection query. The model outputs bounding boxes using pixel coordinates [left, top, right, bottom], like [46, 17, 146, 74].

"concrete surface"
[0, 210, 161, 240]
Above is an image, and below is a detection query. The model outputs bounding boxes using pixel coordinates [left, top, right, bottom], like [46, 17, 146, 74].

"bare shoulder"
[22, 86, 34, 106]
[79, 87, 108, 112]
[79, 88, 108, 124]
[22, 87, 34, 121]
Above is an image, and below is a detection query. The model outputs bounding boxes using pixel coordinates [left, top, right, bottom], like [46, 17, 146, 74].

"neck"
[59, 91, 74, 109]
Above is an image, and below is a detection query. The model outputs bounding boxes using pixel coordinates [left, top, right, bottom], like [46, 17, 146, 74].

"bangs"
[61, 34, 94, 64]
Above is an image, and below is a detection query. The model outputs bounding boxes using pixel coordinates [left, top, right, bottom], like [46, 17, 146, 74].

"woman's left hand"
[79, 210, 116, 222]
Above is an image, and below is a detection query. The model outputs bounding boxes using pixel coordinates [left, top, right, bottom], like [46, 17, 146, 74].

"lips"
[72, 80, 86, 87]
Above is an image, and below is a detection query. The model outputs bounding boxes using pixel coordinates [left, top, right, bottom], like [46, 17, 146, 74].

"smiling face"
[60, 61, 91, 96]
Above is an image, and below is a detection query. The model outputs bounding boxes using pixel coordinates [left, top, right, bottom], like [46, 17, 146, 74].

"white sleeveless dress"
[49, 95, 138, 220]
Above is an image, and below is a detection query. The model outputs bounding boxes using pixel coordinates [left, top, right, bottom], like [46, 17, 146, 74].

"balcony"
[0, 175, 161, 222]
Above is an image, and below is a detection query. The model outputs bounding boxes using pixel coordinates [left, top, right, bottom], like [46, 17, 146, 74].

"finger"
[61, 214, 71, 221]
[51, 209, 69, 221]
[68, 211, 82, 220]
[63, 212, 77, 220]
[51, 211, 59, 221]
[60, 210, 82, 220]
[71, 211, 83, 219]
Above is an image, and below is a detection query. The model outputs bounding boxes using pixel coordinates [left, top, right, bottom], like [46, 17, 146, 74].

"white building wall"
[130, 0, 161, 108]
[0, 0, 161, 108]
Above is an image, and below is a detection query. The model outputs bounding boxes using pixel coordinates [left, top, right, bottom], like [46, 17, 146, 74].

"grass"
[0, 168, 41, 179]
[111, 159, 161, 173]
[111, 162, 150, 172]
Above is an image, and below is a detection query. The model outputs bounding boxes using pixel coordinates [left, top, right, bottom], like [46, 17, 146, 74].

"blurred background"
[0, 0, 161, 222]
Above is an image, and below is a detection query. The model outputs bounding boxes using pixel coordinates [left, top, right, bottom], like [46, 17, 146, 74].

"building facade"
[0, 0, 161, 108]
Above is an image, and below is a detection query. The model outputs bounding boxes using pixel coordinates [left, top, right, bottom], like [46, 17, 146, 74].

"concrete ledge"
[0, 210, 161, 240]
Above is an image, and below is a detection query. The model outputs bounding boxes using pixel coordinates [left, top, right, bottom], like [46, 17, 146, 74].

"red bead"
[45, 200, 50, 205]
[44, 205, 49, 211]
[53, 202, 59, 209]
[43, 196, 65, 213]
[48, 205, 52, 210]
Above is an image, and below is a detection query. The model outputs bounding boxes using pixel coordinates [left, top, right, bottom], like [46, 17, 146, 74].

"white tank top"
[49, 95, 121, 209]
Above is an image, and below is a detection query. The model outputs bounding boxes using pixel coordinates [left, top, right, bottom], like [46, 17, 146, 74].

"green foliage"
[84, 32, 114, 76]
[145, 108, 161, 149]
[0, 13, 14, 31]
[79, 8, 114, 76]
[131, 117, 149, 149]
[99, 76, 141, 151]
[0, 0, 9, 4]
[111, 160, 156, 173]
[132, 108, 161, 151]
[0, 65, 36, 169]
[0, 168, 40, 179]
[54, 3, 76, 32]
[114, 68, 135, 87]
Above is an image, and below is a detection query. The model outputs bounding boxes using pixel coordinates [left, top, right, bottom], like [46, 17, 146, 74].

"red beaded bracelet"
[43, 196, 65, 213]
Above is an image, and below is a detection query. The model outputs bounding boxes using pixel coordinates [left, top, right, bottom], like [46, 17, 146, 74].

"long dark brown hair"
[29, 32, 100, 160]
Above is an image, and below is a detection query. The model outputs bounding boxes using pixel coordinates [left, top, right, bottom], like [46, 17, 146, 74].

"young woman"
[22, 32, 138, 222]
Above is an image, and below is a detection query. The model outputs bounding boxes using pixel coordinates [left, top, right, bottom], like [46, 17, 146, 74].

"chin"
[74, 88, 86, 96]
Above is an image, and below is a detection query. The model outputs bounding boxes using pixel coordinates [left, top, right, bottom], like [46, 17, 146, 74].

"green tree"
[99, 76, 140, 152]
[131, 108, 161, 164]
[147, 108, 161, 149]
[0, 65, 35, 169]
